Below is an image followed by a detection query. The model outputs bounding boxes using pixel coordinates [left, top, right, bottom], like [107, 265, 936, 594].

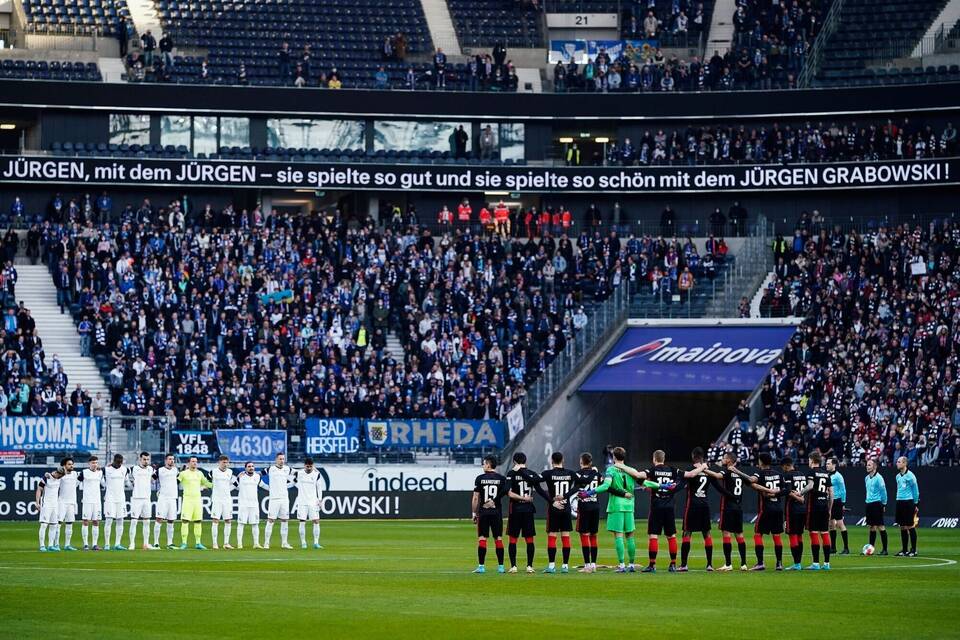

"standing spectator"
[678, 266, 694, 301]
[433, 48, 447, 89]
[382, 35, 394, 61]
[644, 10, 660, 37]
[96, 191, 112, 221]
[660, 204, 676, 236]
[728, 201, 747, 237]
[278, 41, 291, 81]
[394, 32, 407, 61]
[709, 207, 726, 236]
[141, 30, 156, 68]
[78, 317, 92, 357]
[454, 125, 469, 158]
[117, 15, 129, 57]
[159, 32, 174, 71]
[237, 63, 248, 85]
[479, 125, 496, 160]
[374, 66, 389, 90]
[457, 198, 472, 227]
[56, 265, 71, 313]
[492, 42, 507, 69]
[566, 143, 581, 166]
[405, 66, 416, 90]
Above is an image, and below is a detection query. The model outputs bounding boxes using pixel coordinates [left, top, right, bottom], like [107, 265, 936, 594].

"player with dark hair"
[781, 456, 807, 570]
[827, 457, 849, 554]
[894, 456, 920, 556]
[572, 452, 603, 573]
[580, 446, 637, 572]
[733, 452, 786, 571]
[678, 447, 717, 572]
[506, 452, 549, 573]
[471, 455, 508, 574]
[709, 451, 749, 571]
[539, 451, 579, 573]
[795, 451, 834, 570]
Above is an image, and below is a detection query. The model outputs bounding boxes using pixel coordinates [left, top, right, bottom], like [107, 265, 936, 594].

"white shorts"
[104, 500, 126, 519]
[238, 505, 260, 525]
[129, 498, 152, 519]
[295, 500, 320, 521]
[58, 503, 77, 523]
[40, 500, 60, 524]
[155, 498, 178, 521]
[211, 498, 233, 520]
[82, 502, 102, 521]
[267, 497, 289, 520]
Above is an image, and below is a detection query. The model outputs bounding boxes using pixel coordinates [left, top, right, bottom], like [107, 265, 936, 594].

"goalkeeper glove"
[577, 490, 596, 499]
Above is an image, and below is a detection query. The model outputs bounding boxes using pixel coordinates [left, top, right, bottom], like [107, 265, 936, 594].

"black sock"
[900, 529, 909, 552]
[798, 539, 804, 562]
[495, 545, 504, 565]
[581, 544, 591, 564]
[737, 539, 747, 565]
[723, 541, 732, 565]
[526, 542, 535, 566]
[548, 544, 557, 564]
[755, 544, 764, 564]
[830, 530, 837, 552]
[704, 540, 713, 566]
[561, 544, 570, 565]
[880, 529, 888, 552]
[823, 541, 831, 564]
[812, 542, 820, 563]
[774, 544, 783, 565]
[909, 528, 917, 553]
[791, 541, 801, 565]
[841, 530, 849, 551]
[590, 543, 598, 564]
[680, 539, 690, 566]
[508, 542, 517, 567]
[478, 544, 487, 565]
[869, 530, 877, 546]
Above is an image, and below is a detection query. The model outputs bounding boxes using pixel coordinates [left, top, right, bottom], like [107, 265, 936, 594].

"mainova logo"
[606, 337, 783, 366]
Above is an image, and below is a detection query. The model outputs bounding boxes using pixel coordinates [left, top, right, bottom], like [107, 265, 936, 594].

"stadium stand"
[620, 0, 715, 47]
[0, 59, 103, 81]
[446, 0, 542, 49]
[18, 0, 129, 36]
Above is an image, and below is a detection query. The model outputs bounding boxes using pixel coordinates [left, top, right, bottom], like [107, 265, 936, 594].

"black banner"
[1, 156, 956, 193]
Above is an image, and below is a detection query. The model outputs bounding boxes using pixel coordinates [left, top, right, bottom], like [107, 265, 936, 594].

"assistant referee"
[894, 456, 920, 557]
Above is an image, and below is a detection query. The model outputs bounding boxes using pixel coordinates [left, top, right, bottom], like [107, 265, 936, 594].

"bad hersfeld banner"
[1, 156, 956, 193]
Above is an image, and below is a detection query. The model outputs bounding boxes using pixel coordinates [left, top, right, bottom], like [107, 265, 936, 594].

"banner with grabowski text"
[1, 156, 956, 193]
[0, 417, 101, 452]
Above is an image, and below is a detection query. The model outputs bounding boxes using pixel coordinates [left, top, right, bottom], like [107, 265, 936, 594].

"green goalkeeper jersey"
[178, 468, 212, 500]
[595, 465, 635, 513]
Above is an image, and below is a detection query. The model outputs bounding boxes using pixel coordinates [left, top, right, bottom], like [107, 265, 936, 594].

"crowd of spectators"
[622, 0, 709, 43]
[710, 212, 960, 467]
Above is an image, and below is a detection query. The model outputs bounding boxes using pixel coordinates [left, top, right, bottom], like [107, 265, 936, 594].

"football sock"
[900, 529, 909, 552]
[869, 530, 877, 546]
[114, 519, 124, 545]
[810, 532, 820, 563]
[299, 522, 307, 545]
[128, 520, 136, 547]
[49, 524, 60, 547]
[823, 536, 831, 563]
[81, 524, 89, 547]
[213, 521, 220, 544]
[590, 535, 599, 564]
[153, 521, 162, 545]
[561, 536, 571, 565]
[39, 523, 47, 547]
[525, 537, 535, 566]
[64, 523, 73, 546]
[547, 536, 557, 564]
[478, 539, 487, 565]
[252, 524, 261, 547]
[614, 536, 625, 564]
[264, 521, 274, 546]
[225, 521, 233, 543]
[754, 534, 764, 563]
[647, 537, 658, 563]
[495, 539, 504, 565]
[508, 537, 518, 566]
[280, 521, 289, 545]
[625, 535, 636, 564]
[772, 534, 783, 565]
[193, 522, 202, 543]
[909, 528, 917, 553]
[580, 534, 591, 564]
[667, 537, 678, 562]
[92, 524, 99, 545]
[880, 529, 888, 551]
[722, 534, 732, 565]
[166, 522, 175, 545]
[830, 530, 838, 552]
[312, 522, 319, 545]
[736, 535, 747, 565]
[680, 535, 691, 566]
[104, 519, 112, 545]
[704, 535, 714, 566]
[841, 529, 849, 551]
[237, 524, 245, 546]
[181, 521, 191, 545]
[789, 534, 801, 564]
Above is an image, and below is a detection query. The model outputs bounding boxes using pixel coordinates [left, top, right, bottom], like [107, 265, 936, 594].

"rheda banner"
[1, 156, 955, 193]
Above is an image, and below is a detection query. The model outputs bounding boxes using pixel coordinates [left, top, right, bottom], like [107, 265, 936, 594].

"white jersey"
[266, 465, 293, 499]
[211, 467, 235, 500]
[131, 464, 154, 500]
[41, 473, 62, 505]
[157, 466, 179, 499]
[236, 472, 261, 508]
[104, 465, 128, 502]
[59, 470, 79, 506]
[294, 468, 322, 506]
[79, 468, 104, 504]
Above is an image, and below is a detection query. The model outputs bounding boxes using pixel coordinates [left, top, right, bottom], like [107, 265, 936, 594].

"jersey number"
[517, 480, 530, 497]
[695, 475, 708, 498]
[555, 481, 570, 497]
[483, 485, 499, 502]
[733, 477, 743, 496]
[818, 478, 828, 494]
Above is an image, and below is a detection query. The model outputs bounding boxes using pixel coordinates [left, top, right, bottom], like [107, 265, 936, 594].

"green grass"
[1, 520, 958, 638]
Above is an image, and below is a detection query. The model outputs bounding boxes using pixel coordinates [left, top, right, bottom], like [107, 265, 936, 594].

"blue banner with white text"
[580, 326, 797, 392]
[365, 420, 504, 449]
[215, 429, 287, 462]
[305, 418, 362, 455]
[549, 39, 588, 63]
[0, 417, 101, 451]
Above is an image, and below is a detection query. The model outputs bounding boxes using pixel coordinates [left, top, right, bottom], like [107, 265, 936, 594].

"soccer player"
[864, 458, 889, 555]
[154, 454, 180, 549]
[678, 447, 716, 572]
[103, 454, 129, 550]
[36, 466, 64, 551]
[505, 452, 549, 573]
[794, 451, 834, 570]
[129, 451, 155, 550]
[827, 457, 849, 554]
[294, 458, 324, 549]
[572, 452, 603, 573]
[539, 451, 578, 573]
[583, 446, 637, 573]
[471, 454, 508, 574]
[708, 452, 749, 571]
[781, 456, 807, 571]
[633, 449, 701, 573]
[236, 461, 263, 549]
[264, 452, 294, 549]
[178, 456, 213, 549]
[78, 456, 104, 550]
[211, 455, 235, 550]
[732, 452, 786, 571]
[58, 457, 80, 551]
[894, 456, 920, 556]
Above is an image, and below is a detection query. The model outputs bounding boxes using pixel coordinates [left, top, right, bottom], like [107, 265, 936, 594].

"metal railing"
[765, 211, 958, 237]
[869, 23, 948, 66]
[707, 215, 774, 317]
[798, 0, 845, 88]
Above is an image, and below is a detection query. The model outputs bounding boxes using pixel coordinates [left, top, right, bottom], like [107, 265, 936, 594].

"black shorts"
[546, 507, 573, 533]
[719, 503, 743, 534]
[831, 499, 845, 520]
[477, 513, 502, 538]
[895, 500, 917, 527]
[755, 507, 784, 535]
[865, 501, 885, 526]
[786, 508, 806, 535]
[806, 507, 830, 532]
[507, 511, 536, 538]
[682, 502, 711, 534]
[575, 507, 601, 535]
[648, 505, 677, 536]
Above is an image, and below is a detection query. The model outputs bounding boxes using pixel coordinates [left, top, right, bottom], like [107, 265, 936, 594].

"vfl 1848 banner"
[0, 417, 101, 452]
[1, 156, 955, 193]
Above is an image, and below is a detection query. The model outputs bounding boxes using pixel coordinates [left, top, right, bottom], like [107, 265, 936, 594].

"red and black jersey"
[685, 469, 712, 507]
[541, 467, 579, 503]
[644, 464, 682, 508]
[807, 469, 833, 510]
[507, 468, 546, 514]
[573, 467, 603, 511]
[718, 468, 746, 507]
[785, 469, 809, 514]
[473, 471, 507, 515]
[756, 468, 787, 510]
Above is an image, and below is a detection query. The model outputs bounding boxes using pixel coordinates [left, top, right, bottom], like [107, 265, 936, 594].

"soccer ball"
[861, 544, 875, 556]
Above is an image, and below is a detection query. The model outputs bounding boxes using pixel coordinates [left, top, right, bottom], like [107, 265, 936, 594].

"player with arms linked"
[471, 455, 508, 574]
[572, 452, 603, 573]
[579, 446, 638, 573]
[505, 452, 550, 573]
[539, 451, 579, 574]
[732, 452, 787, 571]
[794, 451, 834, 570]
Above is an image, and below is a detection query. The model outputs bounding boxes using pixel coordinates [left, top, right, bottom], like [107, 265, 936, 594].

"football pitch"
[1, 520, 958, 639]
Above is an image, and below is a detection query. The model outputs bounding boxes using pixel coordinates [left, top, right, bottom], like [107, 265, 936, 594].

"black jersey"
[807, 468, 833, 510]
[473, 471, 508, 516]
[718, 467, 745, 506]
[541, 467, 579, 503]
[785, 469, 808, 513]
[507, 467, 546, 514]
[573, 467, 603, 511]
[755, 468, 787, 509]
[644, 464, 682, 508]
[685, 468, 712, 507]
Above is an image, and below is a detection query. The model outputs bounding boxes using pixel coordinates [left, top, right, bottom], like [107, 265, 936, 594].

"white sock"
[115, 519, 124, 545]
[313, 522, 320, 545]
[64, 523, 73, 546]
[298, 521, 306, 545]
[153, 521, 161, 545]
[264, 521, 274, 545]
[104, 519, 112, 545]
[92, 523, 99, 546]
[280, 521, 288, 545]
[81, 524, 89, 547]
[252, 524, 261, 546]
[129, 520, 137, 547]
[166, 522, 174, 545]
[237, 523, 245, 546]
[212, 521, 219, 544]
[224, 521, 232, 543]
[50, 524, 60, 547]
[39, 523, 48, 547]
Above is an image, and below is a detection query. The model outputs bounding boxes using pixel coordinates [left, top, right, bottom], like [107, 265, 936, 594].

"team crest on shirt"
[367, 422, 388, 446]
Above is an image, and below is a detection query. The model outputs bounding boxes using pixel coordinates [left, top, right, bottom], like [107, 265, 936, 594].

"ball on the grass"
[861, 544, 875, 556]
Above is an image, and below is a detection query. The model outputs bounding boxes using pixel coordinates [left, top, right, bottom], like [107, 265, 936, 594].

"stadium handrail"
[798, 0, 845, 88]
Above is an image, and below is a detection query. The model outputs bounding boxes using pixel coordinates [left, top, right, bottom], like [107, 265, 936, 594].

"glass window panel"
[193, 116, 218, 156]
[219, 117, 250, 149]
[500, 123, 525, 162]
[109, 114, 150, 145]
[160, 115, 191, 149]
[373, 121, 470, 153]
[266, 119, 364, 150]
